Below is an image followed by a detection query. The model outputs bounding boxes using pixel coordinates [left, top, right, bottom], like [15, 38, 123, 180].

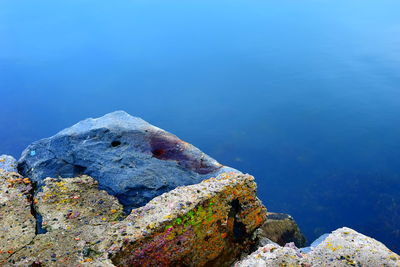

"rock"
[100, 172, 267, 266]
[36, 175, 124, 231]
[8, 229, 115, 266]
[254, 212, 306, 247]
[18, 111, 238, 211]
[0, 155, 18, 173]
[235, 227, 400, 267]
[0, 170, 36, 264]
[299, 233, 330, 253]
[309, 227, 400, 266]
[8, 172, 267, 266]
[7, 175, 121, 266]
[234, 243, 302, 267]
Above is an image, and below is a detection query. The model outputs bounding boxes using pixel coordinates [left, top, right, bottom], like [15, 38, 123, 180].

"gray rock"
[8, 175, 121, 266]
[254, 212, 306, 248]
[0, 170, 36, 264]
[36, 175, 123, 232]
[235, 227, 400, 267]
[18, 111, 238, 211]
[299, 233, 329, 253]
[0, 155, 18, 173]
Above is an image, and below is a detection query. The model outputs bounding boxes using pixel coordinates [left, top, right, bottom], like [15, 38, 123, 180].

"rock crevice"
[4, 172, 266, 266]
[0, 170, 36, 265]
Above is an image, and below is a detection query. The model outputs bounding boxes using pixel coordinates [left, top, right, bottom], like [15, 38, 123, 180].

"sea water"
[1, 0, 400, 252]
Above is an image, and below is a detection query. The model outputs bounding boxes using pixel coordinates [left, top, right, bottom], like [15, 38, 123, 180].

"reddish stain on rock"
[150, 133, 222, 175]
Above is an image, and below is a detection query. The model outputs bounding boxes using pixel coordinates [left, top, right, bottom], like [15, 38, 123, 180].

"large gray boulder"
[18, 111, 237, 210]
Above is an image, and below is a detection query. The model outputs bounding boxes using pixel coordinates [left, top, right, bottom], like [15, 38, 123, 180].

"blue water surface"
[1, 0, 400, 252]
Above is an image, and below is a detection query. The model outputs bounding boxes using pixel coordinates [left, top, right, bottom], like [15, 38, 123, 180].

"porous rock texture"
[0, 170, 35, 264]
[6, 172, 267, 266]
[7, 175, 123, 266]
[254, 212, 306, 248]
[36, 176, 124, 231]
[103, 172, 267, 267]
[18, 111, 237, 210]
[0, 155, 18, 173]
[235, 227, 400, 267]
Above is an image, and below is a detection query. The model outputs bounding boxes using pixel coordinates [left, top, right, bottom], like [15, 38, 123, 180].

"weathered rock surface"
[7, 175, 122, 266]
[0, 155, 17, 173]
[0, 170, 35, 264]
[36, 176, 124, 231]
[103, 172, 267, 267]
[7, 172, 267, 266]
[18, 111, 237, 210]
[3, 169, 399, 267]
[254, 212, 306, 247]
[235, 227, 400, 267]
[7, 228, 115, 266]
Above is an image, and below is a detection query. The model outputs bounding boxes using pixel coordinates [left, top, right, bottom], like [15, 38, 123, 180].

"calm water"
[1, 0, 400, 252]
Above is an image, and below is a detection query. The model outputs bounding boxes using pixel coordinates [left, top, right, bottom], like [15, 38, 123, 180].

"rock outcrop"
[235, 227, 400, 267]
[18, 111, 237, 211]
[3, 168, 400, 267]
[254, 212, 306, 247]
[7, 175, 123, 266]
[6, 172, 267, 266]
[104, 172, 267, 267]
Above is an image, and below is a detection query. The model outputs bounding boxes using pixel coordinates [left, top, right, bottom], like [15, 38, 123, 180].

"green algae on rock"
[2, 167, 400, 266]
[6, 172, 267, 266]
[103, 172, 267, 267]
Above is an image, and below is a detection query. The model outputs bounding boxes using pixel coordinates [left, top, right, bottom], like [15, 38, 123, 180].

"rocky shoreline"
[1, 111, 399, 266]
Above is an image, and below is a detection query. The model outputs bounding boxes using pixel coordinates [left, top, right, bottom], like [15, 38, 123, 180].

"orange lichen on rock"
[6, 176, 32, 187]
[106, 172, 267, 267]
[3, 172, 268, 266]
